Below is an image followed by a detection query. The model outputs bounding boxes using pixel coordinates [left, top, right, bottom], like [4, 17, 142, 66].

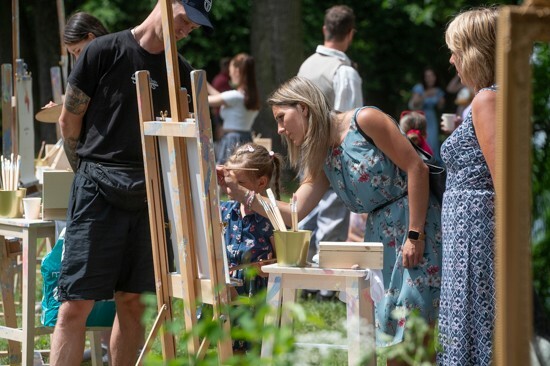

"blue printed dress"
[324, 107, 442, 347]
[220, 201, 275, 297]
[437, 86, 496, 366]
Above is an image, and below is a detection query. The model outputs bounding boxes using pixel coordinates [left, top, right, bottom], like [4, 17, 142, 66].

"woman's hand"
[402, 239, 425, 268]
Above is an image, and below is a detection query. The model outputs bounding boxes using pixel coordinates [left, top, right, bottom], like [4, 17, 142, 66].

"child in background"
[221, 143, 284, 297]
[399, 110, 434, 155]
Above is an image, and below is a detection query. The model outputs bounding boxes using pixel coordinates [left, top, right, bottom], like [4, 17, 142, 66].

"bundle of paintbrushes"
[256, 189, 287, 231]
[1, 154, 21, 191]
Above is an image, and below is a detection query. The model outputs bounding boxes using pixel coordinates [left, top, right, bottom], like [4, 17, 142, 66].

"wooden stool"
[260, 264, 376, 366]
[0, 220, 106, 366]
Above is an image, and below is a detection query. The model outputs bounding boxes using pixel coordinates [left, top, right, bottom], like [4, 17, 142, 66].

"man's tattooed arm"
[60, 83, 90, 172]
[64, 137, 79, 172]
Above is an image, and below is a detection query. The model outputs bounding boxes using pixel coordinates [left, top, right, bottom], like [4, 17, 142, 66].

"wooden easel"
[134, 0, 232, 363]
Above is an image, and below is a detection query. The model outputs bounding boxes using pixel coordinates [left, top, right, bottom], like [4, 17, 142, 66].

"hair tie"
[269, 150, 274, 157]
[407, 129, 422, 137]
[246, 145, 255, 152]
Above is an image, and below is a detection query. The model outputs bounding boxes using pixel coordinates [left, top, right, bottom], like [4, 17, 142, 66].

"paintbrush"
[223, 167, 259, 171]
[266, 189, 287, 231]
[256, 194, 282, 231]
[291, 194, 298, 232]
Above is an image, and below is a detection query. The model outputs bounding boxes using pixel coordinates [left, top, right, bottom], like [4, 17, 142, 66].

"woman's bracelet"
[245, 190, 256, 210]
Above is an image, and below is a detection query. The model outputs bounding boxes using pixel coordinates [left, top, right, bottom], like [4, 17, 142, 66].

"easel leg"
[1, 237, 22, 365]
[88, 330, 103, 366]
[261, 274, 283, 360]
[21, 229, 37, 366]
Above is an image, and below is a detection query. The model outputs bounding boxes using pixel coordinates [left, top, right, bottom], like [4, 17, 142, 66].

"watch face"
[408, 230, 420, 240]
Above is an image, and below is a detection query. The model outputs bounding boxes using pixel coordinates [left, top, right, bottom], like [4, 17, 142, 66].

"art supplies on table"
[1, 154, 21, 191]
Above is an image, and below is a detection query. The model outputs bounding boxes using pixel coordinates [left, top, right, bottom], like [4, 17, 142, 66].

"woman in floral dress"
[219, 76, 442, 354]
[438, 7, 499, 365]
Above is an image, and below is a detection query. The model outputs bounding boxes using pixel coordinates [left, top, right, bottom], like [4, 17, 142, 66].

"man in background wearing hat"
[50, 1, 213, 364]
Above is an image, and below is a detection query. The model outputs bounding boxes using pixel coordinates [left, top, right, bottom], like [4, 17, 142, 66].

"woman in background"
[64, 12, 109, 59]
[208, 53, 260, 164]
[409, 67, 445, 162]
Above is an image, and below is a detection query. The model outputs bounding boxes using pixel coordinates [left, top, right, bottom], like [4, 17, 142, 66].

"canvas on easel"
[133, 0, 232, 362]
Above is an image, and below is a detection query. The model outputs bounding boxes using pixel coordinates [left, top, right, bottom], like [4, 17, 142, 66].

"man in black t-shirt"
[51, 1, 214, 364]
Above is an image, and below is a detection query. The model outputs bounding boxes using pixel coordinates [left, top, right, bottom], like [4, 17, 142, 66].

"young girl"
[399, 110, 434, 155]
[209, 53, 261, 164]
[220, 143, 284, 297]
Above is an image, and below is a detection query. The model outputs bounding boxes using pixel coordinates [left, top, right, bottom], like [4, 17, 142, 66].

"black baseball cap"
[181, 0, 214, 32]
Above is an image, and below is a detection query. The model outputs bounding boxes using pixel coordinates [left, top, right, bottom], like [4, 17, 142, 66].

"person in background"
[64, 12, 109, 59]
[409, 67, 445, 161]
[41, 12, 109, 111]
[297, 6, 363, 296]
[399, 110, 433, 155]
[208, 53, 260, 164]
[50, 1, 213, 364]
[347, 212, 368, 242]
[219, 76, 442, 363]
[437, 7, 498, 365]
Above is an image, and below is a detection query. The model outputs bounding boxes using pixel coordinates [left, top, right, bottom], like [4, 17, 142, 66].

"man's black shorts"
[57, 164, 155, 301]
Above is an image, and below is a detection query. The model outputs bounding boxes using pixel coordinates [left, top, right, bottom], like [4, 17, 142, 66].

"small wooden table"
[260, 264, 376, 366]
[0, 218, 55, 365]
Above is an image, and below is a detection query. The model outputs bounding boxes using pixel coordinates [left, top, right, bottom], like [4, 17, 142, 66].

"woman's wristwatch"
[407, 230, 426, 241]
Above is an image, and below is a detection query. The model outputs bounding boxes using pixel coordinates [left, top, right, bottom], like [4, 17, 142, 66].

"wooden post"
[1, 64, 14, 157]
[494, 3, 550, 365]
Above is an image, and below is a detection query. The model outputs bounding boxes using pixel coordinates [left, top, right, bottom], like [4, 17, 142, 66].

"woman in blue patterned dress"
[437, 7, 499, 365]
[219, 76, 442, 357]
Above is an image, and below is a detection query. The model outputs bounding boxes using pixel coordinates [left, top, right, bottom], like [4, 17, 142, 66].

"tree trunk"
[251, 0, 303, 156]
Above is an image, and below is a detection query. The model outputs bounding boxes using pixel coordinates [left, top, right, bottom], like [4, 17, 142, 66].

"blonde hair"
[445, 7, 499, 91]
[267, 76, 335, 180]
[226, 143, 284, 199]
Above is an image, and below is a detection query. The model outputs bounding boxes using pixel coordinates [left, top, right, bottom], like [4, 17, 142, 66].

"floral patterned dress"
[324, 107, 442, 347]
[220, 200, 275, 297]
[437, 86, 496, 365]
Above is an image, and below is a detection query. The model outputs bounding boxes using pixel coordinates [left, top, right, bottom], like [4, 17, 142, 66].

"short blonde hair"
[267, 77, 335, 180]
[445, 7, 499, 91]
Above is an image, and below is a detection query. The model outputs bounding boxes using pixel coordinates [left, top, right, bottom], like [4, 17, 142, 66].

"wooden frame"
[494, 2, 550, 365]
[135, 0, 232, 362]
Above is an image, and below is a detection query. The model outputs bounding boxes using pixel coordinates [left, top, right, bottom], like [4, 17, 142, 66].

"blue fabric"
[323, 107, 442, 347]
[437, 86, 496, 366]
[412, 83, 445, 162]
[221, 201, 274, 296]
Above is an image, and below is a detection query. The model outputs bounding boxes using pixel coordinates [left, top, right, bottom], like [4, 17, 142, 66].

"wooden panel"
[49, 66, 63, 104]
[15, 60, 36, 186]
[495, 5, 550, 366]
[143, 121, 196, 137]
[191, 70, 233, 359]
[1, 64, 14, 157]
